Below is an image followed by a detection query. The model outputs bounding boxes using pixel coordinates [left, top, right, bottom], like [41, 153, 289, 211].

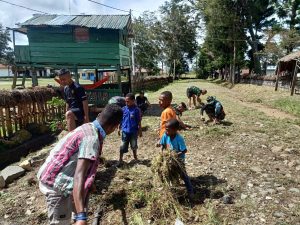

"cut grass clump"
[130, 212, 145, 225]
[206, 203, 226, 225]
[203, 127, 232, 137]
[151, 152, 186, 186]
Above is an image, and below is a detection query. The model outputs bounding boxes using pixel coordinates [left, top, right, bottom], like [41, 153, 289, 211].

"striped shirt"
[37, 122, 105, 196]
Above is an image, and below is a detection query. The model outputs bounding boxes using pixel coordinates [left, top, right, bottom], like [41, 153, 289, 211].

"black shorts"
[70, 108, 84, 122]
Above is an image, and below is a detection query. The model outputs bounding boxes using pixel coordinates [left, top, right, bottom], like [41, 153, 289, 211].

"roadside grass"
[208, 80, 300, 118]
[272, 98, 300, 117]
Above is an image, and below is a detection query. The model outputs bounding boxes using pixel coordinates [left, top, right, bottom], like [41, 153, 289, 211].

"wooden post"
[290, 61, 299, 96]
[11, 30, 16, 89]
[5, 107, 13, 137]
[32, 69, 38, 87]
[117, 65, 122, 95]
[21, 72, 26, 87]
[12, 106, 18, 133]
[74, 65, 79, 83]
[232, 40, 236, 84]
[275, 62, 280, 91]
[12, 69, 17, 89]
[128, 68, 132, 93]
[173, 59, 176, 78]
[95, 67, 99, 82]
[0, 108, 5, 137]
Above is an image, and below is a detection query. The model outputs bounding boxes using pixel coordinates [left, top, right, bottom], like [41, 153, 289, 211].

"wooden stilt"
[0, 108, 5, 137]
[5, 107, 13, 137]
[291, 61, 299, 96]
[275, 62, 280, 91]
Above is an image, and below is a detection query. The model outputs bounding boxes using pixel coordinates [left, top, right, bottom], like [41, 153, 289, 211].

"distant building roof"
[278, 50, 300, 62]
[0, 64, 8, 69]
[17, 14, 132, 30]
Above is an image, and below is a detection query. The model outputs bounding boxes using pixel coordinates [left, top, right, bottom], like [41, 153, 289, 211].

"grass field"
[1, 79, 299, 225]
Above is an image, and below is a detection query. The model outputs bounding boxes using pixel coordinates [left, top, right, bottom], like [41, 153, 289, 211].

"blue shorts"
[120, 132, 138, 154]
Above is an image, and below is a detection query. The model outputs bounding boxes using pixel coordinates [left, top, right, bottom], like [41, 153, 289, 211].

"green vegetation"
[272, 98, 300, 117]
[47, 97, 66, 132]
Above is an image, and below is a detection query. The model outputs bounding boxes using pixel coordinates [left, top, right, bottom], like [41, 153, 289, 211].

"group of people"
[37, 70, 226, 225]
[186, 85, 226, 125]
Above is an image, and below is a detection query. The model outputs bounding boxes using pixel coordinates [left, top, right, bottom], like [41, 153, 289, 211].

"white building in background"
[266, 65, 277, 76]
[0, 64, 12, 77]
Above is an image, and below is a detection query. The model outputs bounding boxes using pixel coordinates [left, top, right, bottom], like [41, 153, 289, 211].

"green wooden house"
[13, 14, 133, 106]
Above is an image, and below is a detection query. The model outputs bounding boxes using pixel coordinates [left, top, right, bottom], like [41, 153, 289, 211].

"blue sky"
[0, 0, 166, 44]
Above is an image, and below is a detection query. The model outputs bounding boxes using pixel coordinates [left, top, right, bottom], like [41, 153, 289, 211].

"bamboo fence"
[0, 87, 65, 138]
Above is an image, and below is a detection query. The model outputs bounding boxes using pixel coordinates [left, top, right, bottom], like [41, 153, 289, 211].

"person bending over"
[37, 104, 123, 225]
[186, 86, 207, 109]
[201, 96, 225, 124]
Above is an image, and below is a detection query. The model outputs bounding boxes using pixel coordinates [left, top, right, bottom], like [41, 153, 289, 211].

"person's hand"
[213, 118, 220, 124]
[75, 220, 87, 225]
[90, 183, 97, 193]
[84, 117, 89, 124]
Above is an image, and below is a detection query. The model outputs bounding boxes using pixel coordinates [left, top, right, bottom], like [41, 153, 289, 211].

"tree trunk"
[248, 27, 262, 75]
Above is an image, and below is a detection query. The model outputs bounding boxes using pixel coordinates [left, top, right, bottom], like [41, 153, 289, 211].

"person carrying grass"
[158, 119, 194, 199]
[118, 93, 142, 167]
[37, 104, 123, 225]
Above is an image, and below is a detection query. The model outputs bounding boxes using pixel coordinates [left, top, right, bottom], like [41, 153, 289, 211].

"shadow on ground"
[175, 174, 227, 206]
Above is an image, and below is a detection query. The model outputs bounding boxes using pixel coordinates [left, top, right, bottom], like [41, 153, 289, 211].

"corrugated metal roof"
[19, 14, 130, 30]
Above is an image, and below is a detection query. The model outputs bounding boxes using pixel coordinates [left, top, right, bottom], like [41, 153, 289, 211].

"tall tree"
[276, 0, 300, 30]
[158, 0, 198, 75]
[240, 0, 277, 74]
[194, 0, 247, 82]
[0, 23, 13, 64]
[133, 12, 160, 75]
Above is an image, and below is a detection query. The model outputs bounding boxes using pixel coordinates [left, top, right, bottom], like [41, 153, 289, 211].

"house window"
[74, 27, 89, 42]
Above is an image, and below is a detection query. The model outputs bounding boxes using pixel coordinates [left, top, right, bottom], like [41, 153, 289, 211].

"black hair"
[139, 90, 145, 94]
[166, 119, 180, 130]
[180, 102, 187, 110]
[97, 104, 123, 127]
[58, 68, 70, 76]
[160, 91, 173, 101]
[126, 93, 135, 100]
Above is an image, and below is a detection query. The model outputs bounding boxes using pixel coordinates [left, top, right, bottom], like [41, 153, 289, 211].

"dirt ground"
[1, 79, 300, 225]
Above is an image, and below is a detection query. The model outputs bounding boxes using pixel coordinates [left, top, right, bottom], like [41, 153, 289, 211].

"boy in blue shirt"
[118, 93, 142, 166]
[159, 119, 194, 198]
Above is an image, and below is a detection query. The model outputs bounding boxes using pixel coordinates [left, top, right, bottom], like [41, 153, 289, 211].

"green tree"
[133, 12, 160, 75]
[280, 28, 300, 53]
[240, 0, 277, 74]
[0, 23, 13, 65]
[194, 0, 247, 82]
[159, 0, 198, 76]
[276, 0, 300, 30]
